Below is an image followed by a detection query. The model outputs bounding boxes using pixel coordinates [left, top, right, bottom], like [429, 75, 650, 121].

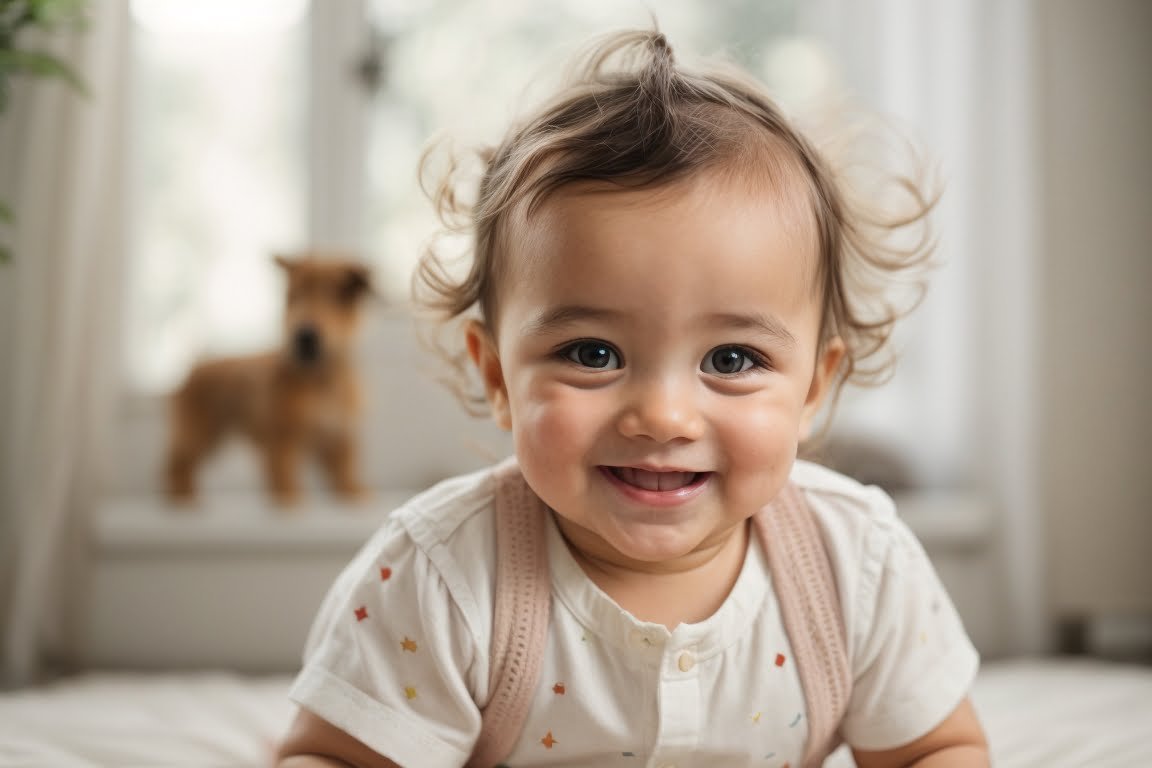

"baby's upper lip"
[603, 464, 708, 474]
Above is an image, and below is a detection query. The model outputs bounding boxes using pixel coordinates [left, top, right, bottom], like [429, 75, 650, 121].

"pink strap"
[753, 482, 852, 768]
[466, 460, 552, 768]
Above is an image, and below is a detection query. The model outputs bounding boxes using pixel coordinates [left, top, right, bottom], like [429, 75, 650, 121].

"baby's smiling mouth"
[607, 466, 707, 491]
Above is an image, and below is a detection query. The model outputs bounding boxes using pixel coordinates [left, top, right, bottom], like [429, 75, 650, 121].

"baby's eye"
[561, 340, 621, 370]
[701, 346, 763, 375]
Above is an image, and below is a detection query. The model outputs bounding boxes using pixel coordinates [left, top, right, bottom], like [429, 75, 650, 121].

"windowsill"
[95, 491, 417, 555]
[95, 488, 992, 555]
[84, 487, 1000, 668]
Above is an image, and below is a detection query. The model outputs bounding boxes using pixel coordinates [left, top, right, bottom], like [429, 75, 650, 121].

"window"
[125, 0, 309, 395]
[122, 0, 815, 395]
[117, 0, 972, 495]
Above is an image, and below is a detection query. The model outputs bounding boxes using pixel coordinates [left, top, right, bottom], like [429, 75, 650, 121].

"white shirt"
[290, 460, 979, 768]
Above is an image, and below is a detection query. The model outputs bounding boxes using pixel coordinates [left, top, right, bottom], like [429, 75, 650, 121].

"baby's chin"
[558, 513, 743, 573]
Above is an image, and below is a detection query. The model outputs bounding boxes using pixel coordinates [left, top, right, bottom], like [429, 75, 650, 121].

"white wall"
[1038, 0, 1152, 622]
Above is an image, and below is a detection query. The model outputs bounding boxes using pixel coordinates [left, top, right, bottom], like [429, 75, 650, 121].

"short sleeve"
[289, 520, 484, 768]
[838, 488, 980, 750]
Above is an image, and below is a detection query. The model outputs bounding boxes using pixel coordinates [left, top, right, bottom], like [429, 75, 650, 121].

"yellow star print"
[401, 636, 418, 652]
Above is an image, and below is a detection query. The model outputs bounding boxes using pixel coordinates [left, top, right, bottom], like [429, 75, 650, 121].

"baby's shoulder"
[386, 463, 501, 552]
[789, 459, 898, 531]
[340, 464, 501, 617]
[786, 460, 917, 585]
[786, 460, 942, 635]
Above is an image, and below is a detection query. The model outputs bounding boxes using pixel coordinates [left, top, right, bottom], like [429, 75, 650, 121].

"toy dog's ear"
[340, 265, 373, 303]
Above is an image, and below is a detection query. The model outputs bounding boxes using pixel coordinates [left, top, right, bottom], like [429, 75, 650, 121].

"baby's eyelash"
[746, 348, 773, 370]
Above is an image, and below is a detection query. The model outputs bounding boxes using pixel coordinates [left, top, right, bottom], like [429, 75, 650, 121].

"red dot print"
[354, 606, 368, 622]
[553, 682, 566, 695]
[380, 567, 393, 581]
[775, 653, 786, 667]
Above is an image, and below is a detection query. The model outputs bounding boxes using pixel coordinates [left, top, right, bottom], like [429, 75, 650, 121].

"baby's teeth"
[619, 468, 694, 491]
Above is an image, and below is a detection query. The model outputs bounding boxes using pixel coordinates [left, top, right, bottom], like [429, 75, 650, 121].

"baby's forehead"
[506, 162, 822, 285]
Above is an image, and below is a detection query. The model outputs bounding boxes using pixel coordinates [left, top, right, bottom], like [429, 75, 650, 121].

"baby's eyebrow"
[707, 311, 797, 348]
[520, 305, 624, 336]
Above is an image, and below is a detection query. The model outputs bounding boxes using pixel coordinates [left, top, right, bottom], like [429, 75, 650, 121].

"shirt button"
[627, 628, 657, 649]
[677, 652, 696, 672]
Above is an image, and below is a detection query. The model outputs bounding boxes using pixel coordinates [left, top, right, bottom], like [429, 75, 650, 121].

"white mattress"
[0, 658, 1149, 767]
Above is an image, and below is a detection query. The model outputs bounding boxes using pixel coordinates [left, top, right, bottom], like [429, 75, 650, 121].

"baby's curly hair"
[413, 28, 936, 420]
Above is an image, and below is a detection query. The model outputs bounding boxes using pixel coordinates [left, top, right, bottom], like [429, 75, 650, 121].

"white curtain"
[0, 2, 128, 687]
[805, 0, 1045, 653]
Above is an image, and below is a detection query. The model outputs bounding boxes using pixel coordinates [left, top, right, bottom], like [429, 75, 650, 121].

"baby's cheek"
[720, 407, 800, 497]
[512, 388, 590, 470]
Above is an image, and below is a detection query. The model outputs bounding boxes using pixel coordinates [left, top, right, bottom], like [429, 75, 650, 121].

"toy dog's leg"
[264, 437, 303, 507]
[166, 441, 200, 503]
[166, 402, 220, 504]
[319, 433, 366, 502]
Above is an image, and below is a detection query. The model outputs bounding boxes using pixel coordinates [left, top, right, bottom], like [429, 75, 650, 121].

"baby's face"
[469, 172, 842, 569]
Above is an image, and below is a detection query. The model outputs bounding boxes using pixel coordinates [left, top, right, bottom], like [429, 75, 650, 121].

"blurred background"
[0, 0, 1149, 694]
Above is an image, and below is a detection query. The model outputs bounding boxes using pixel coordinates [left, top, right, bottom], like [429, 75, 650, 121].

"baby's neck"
[558, 518, 749, 630]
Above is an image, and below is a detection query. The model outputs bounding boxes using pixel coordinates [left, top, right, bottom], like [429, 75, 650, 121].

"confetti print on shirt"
[789, 713, 803, 728]
[354, 606, 368, 622]
[401, 636, 418, 652]
[775, 653, 786, 667]
[541, 731, 557, 749]
[751, 711, 762, 724]
[552, 682, 566, 695]
[404, 686, 417, 700]
[380, 566, 393, 581]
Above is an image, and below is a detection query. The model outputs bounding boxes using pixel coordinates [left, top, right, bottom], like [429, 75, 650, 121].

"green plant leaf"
[26, 0, 87, 29]
[0, 47, 86, 94]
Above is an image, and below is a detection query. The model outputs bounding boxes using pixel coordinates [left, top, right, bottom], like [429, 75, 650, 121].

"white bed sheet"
[0, 673, 291, 767]
[969, 658, 1152, 766]
[0, 658, 1149, 767]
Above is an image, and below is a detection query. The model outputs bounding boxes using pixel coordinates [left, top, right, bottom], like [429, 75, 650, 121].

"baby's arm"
[276, 706, 403, 768]
[851, 696, 988, 767]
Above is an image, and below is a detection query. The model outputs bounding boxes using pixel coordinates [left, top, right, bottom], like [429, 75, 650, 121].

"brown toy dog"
[166, 253, 373, 507]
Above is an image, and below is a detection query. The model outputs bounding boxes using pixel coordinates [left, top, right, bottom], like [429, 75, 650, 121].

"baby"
[276, 29, 988, 768]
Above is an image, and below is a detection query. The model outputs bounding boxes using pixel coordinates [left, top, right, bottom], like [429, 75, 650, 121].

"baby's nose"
[617, 377, 705, 443]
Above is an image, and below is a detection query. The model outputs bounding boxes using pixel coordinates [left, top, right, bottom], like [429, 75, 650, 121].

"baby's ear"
[800, 337, 846, 441]
[465, 319, 512, 431]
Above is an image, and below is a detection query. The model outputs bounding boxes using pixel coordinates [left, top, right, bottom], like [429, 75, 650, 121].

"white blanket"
[1, 658, 1149, 767]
